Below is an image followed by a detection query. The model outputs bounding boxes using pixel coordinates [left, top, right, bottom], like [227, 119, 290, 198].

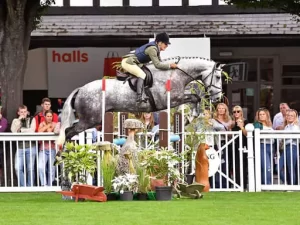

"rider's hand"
[170, 63, 178, 69]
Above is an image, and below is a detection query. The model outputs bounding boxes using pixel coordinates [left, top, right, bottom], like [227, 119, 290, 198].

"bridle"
[174, 56, 223, 98]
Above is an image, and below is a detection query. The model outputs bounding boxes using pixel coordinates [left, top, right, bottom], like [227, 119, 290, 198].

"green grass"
[0, 192, 299, 225]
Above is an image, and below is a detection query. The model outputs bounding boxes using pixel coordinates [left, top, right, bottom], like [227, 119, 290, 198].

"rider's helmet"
[155, 32, 171, 45]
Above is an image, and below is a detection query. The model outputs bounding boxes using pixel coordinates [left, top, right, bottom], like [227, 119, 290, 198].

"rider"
[121, 32, 178, 104]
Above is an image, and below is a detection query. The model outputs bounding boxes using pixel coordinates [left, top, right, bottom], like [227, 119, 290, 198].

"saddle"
[116, 66, 157, 110]
[116, 66, 153, 91]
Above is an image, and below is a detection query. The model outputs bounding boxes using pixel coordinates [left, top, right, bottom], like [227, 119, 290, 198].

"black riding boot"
[136, 78, 148, 104]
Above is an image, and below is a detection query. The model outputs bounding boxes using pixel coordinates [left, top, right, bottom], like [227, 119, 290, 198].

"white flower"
[120, 190, 124, 194]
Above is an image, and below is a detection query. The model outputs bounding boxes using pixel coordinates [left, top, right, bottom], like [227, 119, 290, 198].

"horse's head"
[200, 62, 224, 103]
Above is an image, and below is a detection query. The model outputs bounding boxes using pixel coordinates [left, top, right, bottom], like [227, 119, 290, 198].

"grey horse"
[57, 56, 225, 145]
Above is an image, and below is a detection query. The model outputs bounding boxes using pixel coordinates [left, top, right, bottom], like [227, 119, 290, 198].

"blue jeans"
[261, 143, 272, 185]
[38, 150, 56, 186]
[14, 147, 37, 187]
[279, 144, 298, 185]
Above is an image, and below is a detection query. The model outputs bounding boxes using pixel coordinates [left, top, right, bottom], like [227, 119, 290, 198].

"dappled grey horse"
[57, 56, 225, 145]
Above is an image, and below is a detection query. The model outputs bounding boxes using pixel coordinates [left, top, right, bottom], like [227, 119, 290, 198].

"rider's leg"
[121, 59, 148, 103]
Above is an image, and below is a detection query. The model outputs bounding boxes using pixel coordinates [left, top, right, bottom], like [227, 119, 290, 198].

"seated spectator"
[38, 110, 59, 186]
[11, 105, 36, 187]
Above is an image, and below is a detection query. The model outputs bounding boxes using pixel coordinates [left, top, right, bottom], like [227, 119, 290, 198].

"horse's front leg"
[183, 94, 202, 117]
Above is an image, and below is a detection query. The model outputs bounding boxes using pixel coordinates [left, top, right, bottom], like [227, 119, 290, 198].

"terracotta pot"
[150, 178, 165, 191]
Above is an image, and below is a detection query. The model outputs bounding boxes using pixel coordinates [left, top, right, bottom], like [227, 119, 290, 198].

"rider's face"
[158, 42, 168, 51]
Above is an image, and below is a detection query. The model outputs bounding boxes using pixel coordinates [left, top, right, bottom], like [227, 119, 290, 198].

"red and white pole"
[165, 79, 171, 150]
[101, 78, 106, 142]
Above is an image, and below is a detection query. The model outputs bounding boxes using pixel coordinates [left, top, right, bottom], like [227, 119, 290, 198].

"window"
[260, 58, 273, 82]
[281, 89, 300, 113]
[282, 65, 300, 85]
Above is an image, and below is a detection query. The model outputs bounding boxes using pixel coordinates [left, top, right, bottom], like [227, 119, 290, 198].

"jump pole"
[166, 79, 171, 151]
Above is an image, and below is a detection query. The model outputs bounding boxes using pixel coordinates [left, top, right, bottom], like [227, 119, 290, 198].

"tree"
[225, 0, 300, 18]
[0, 0, 55, 122]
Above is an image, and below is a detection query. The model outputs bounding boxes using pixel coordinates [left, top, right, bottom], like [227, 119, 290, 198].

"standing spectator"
[273, 103, 289, 130]
[38, 110, 58, 186]
[254, 108, 273, 185]
[279, 109, 300, 185]
[0, 109, 8, 186]
[0, 110, 8, 132]
[210, 103, 233, 189]
[34, 98, 58, 132]
[231, 105, 249, 190]
[11, 105, 36, 187]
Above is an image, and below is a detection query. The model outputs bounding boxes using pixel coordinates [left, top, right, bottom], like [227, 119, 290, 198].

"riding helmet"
[155, 32, 171, 45]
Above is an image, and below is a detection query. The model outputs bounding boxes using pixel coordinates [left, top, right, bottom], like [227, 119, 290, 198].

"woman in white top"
[211, 103, 233, 189]
[254, 108, 273, 185]
[279, 109, 300, 185]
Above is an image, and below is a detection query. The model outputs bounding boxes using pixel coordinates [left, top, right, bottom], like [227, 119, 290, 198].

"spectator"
[38, 110, 59, 186]
[231, 105, 249, 189]
[34, 98, 58, 132]
[11, 105, 36, 187]
[0, 110, 8, 132]
[254, 108, 273, 185]
[273, 103, 289, 130]
[279, 109, 299, 185]
[210, 103, 233, 189]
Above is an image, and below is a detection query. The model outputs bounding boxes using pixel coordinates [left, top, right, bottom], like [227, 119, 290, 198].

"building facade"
[26, 0, 300, 119]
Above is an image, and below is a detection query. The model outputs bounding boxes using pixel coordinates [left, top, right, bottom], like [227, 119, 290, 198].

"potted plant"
[112, 173, 138, 201]
[139, 148, 184, 201]
[100, 155, 118, 200]
[96, 141, 118, 200]
[136, 164, 150, 200]
[56, 142, 98, 184]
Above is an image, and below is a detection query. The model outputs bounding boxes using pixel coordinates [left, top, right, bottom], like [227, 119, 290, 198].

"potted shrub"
[112, 173, 138, 201]
[139, 148, 184, 201]
[136, 164, 150, 200]
[56, 142, 98, 184]
[97, 141, 118, 200]
[100, 155, 118, 200]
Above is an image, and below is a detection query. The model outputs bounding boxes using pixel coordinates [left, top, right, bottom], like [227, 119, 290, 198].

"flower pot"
[185, 174, 195, 185]
[136, 193, 148, 200]
[120, 191, 134, 201]
[106, 192, 117, 201]
[150, 178, 165, 190]
[155, 186, 172, 201]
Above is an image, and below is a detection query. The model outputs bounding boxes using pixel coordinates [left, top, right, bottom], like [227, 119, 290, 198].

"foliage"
[224, 0, 300, 18]
[58, 142, 98, 184]
[112, 173, 139, 193]
[138, 148, 185, 185]
[100, 155, 118, 194]
[136, 163, 150, 193]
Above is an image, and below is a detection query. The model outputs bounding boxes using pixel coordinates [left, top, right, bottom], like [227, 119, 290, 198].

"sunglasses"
[233, 110, 241, 114]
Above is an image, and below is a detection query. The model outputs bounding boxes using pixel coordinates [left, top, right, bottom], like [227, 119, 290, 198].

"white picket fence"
[1, 126, 300, 192]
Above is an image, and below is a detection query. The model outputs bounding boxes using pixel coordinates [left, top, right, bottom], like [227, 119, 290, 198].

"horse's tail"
[57, 88, 80, 146]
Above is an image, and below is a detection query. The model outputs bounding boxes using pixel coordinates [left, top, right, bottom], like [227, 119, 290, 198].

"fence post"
[85, 129, 94, 185]
[245, 123, 255, 192]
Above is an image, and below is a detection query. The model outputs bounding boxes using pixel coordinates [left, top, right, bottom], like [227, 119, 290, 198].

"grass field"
[0, 192, 299, 225]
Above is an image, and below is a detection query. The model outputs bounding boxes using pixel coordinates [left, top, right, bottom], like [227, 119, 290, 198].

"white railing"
[1, 127, 300, 192]
[252, 128, 300, 191]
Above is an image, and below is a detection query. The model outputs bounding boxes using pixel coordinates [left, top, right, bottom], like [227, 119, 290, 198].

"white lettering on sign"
[206, 148, 221, 177]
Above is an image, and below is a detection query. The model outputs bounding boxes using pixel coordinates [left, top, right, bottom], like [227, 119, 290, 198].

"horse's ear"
[216, 63, 226, 69]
